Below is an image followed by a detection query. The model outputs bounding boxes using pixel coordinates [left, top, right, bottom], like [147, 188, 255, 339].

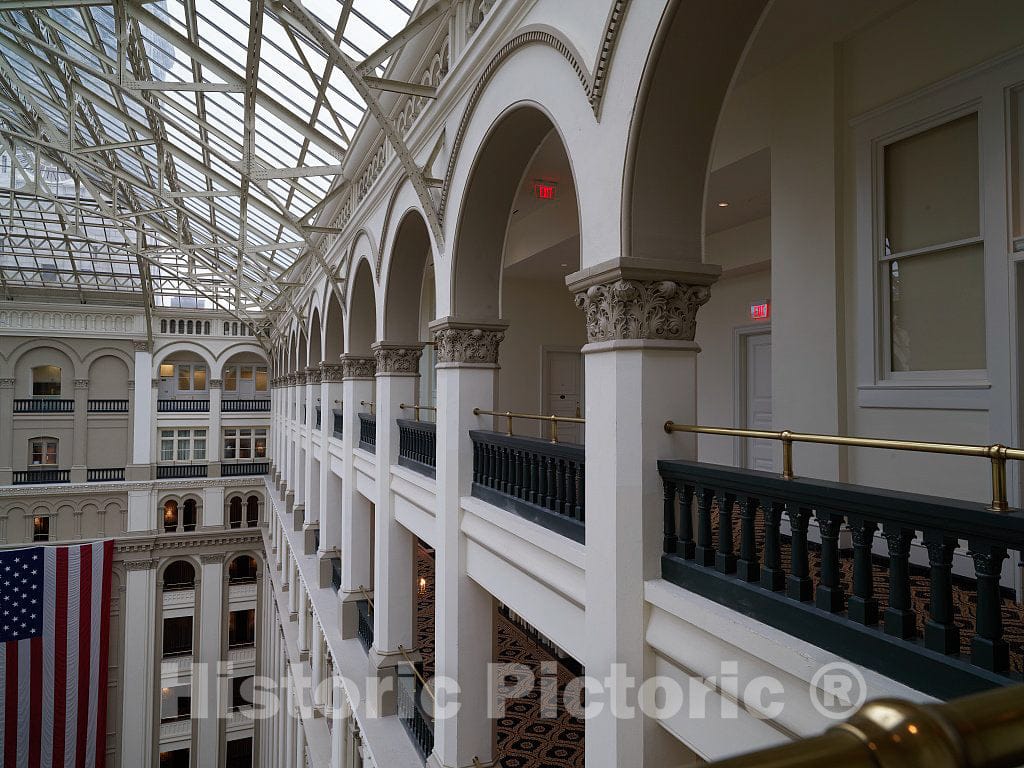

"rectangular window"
[32, 516, 50, 542]
[228, 609, 255, 648]
[162, 616, 193, 657]
[177, 365, 191, 391]
[255, 367, 268, 391]
[31, 365, 62, 397]
[193, 366, 207, 391]
[30, 440, 58, 465]
[224, 366, 237, 392]
[231, 676, 253, 710]
[160, 684, 191, 722]
[881, 112, 985, 374]
[159, 363, 174, 378]
[240, 366, 254, 381]
[254, 429, 267, 458]
[223, 428, 265, 461]
[161, 429, 207, 463]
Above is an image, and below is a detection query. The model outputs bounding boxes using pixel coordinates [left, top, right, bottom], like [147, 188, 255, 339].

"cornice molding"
[0, 476, 271, 497]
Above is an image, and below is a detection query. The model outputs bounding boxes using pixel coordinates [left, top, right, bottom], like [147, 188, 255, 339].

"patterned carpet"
[708, 503, 1024, 675]
[415, 545, 586, 768]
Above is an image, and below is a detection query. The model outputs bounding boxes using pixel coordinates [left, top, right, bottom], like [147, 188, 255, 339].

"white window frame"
[222, 427, 267, 462]
[175, 363, 208, 394]
[31, 514, 51, 542]
[853, 53, 1024, 411]
[29, 437, 58, 466]
[159, 428, 207, 463]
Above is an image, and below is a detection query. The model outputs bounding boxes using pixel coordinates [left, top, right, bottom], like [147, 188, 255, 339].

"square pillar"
[427, 319, 506, 768]
[130, 341, 154, 476]
[195, 553, 227, 768]
[567, 259, 719, 768]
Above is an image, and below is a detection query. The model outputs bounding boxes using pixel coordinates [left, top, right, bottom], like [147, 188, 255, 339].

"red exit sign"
[750, 301, 770, 321]
[533, 180, 557, 200]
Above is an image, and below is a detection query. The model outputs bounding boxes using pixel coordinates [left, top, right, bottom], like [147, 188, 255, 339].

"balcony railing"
[221, 399, 270, 413]
[156, 464, 208, 479]
[397, 669, 434, 760]
[14, 399, 73, 413]
[358, 412, 376, 453]
[397, 419, 436, 479]
[88, 467, 125, 482]
[13, 469, 70, 485]
[221, 462, 269, 477]
[158, 399, 209, 413]
[332, 409, 343, 439]
[470, 430, 585, 543]
[356, 599, 373, 652]
[658, 457, 1024, 699]
[87, 399, 129, 413]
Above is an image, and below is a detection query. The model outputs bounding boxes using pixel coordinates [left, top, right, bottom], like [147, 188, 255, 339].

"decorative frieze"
[430, 318, 506, 367]
[0, 307, 140, 336]
[567, 258, 720, 345]
[340, 355, 376, 380]
[200, 552, 227, 564]
[123, 559, 157, 571]
[319, 362, 345, 383]
[372, 344, 423, 375]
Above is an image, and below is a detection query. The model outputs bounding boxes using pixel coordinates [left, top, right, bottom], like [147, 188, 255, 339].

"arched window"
[182, 499, 198, 532]
[169, 320, 176, 334]
[246, 496, 259, 527]
[163, 500, 179, 533]
[228, 555, 257, 584]
[204, 321, 211, 335]
[164, 560, 195, 591]
[224, 322, 230, 335]
[161, 319, 168, 333]
[31, 365, 61, 397]
[177, 320, 185, 334]
[187, 320, 194, 334]
[228, 497, 243, 529]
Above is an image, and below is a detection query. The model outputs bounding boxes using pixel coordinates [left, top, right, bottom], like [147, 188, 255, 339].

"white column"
[338, 355, 376, 636]
[195, 553, 227, 768]
[70, 377, 89, 482]
[120, 560, 157, 768]
[127, 488, 155, 533]
[303, 367, 319, 520]
[0, 377, 14, 485]
[428, 320, 505, 768]
[208, 378, 223, 475]
[130, 342, 154, 477]
[369, 344, 422, 681]
[567, 260, 719, 768]
[319, 365, 345, 585]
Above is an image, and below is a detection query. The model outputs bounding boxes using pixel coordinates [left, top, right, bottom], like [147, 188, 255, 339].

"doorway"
[738, 330, 773, 471]
[543, 348, 583, 444]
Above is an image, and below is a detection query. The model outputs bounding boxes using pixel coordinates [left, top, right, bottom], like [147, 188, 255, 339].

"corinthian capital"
[429, 318, 507, 367]
[339, 354, 376, 380]
[372, 343, 423, 376]
[567, 258, 720, 345]
[319, 362, 345, 383]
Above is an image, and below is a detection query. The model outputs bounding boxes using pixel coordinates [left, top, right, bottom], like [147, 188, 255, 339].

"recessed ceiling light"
[717, 201, 730, 208]
[560, 263, 568, 267]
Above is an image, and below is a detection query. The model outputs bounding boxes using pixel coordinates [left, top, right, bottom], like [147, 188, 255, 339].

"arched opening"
[221, 351, 270, 404]
[452, 106, 585, 441]
[309, 308, 323, 366]
[324, 293, 344, 361]
[156, 350, 209, 401]
[162, 499, 179, 533]
[347, 259, 377, 357]
[246, 495, 260, 527]
[228, 555, 258, 584]
[182, 499, 198, 532]
[384, 210, 436, 413]
[163, 560, 196, 591]
[228, 496, 243, 528]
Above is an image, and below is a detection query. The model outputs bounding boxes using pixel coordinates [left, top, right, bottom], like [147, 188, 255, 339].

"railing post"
[786, 506, 813, 602]
[715, 491, 737, 574]
[882, 525, 917, 639]
[736, 496, 760, 582]
[760, 500, 785, 591]
[969, 542, 1010, 672]
[815, 511, 845, 612]
[923, 531, 960, 655]
[847, 517, 879, 626]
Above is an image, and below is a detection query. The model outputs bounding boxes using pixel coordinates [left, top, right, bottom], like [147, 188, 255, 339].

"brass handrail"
[399, 403, 437, 421]
[706, 684, 1024, 768]
[664, 421, 1024, 512]
[356, 584, 374, 610]
[473, 407, 584, 444]
[396, 644, 436, 704]
[359, 400, 375, 415]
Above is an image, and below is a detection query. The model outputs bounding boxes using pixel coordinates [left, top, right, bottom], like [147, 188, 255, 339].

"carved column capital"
[372, 343, 423, 376]
[74, 379, 90, 390]
[294, 372, 307, 386]
[124, 559, 157, 571]
[200, 553, 228, 564]
[305, 366, 322, 384]
[429, 318, 507, 368]
[319, 362, 345, 383]
[151, 378, 160, 389]
[567, 258, 720, 346]
[133, 340, 151, 352]
[209, 379, 223, 389]
[339, 354, 376, 380]
[0, 378, 15, 389]
[127, 379, 135, 391]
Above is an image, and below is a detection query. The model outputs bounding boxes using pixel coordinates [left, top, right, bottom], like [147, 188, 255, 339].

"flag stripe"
[41, 549, 56, 768]
[4, 642, 15, 768]
[17, 638, 29, 768]
[63, 549, 80, 768]
[94, 541, 113, 768]
[29, 636, 42, 768]
[52, 547, 68, 768]
[85, 544, 102, 768]
[75, 544, 92, 768]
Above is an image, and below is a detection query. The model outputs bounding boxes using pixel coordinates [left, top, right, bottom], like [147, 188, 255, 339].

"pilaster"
[71, 378, 89, 482]
[0, 377, 14, 485]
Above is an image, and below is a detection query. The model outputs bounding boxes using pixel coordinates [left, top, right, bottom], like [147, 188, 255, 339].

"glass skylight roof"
[0, 0, 414, 314]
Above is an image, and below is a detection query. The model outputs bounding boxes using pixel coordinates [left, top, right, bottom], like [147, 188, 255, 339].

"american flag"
[0, 540, 114, 768]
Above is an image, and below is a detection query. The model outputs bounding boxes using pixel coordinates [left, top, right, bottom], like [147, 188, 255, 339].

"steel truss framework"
[0, 0, 447, 327]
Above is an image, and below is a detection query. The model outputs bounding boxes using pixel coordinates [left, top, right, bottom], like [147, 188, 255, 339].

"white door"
[158, 366, 175, 399]
[743, 333, 774, 471]
[238, 366, 256, 397]
[545, 350, 584, 444]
